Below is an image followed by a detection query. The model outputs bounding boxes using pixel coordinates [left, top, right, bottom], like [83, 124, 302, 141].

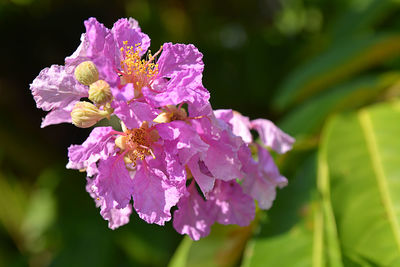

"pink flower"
[31, 17, 294, 240]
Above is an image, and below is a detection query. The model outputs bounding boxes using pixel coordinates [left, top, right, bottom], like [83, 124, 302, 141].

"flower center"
[119, 41, 160, 96]
[115, 122, 159, 167]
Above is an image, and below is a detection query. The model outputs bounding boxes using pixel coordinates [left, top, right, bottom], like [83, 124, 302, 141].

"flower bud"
[74, 61, 99, 85]
[153, 112, 173, 123]
[153, 105, 187, 123]
[115, 136, 127, 150]
[89, 80, 112, 105]
[71, 101, 109, 128]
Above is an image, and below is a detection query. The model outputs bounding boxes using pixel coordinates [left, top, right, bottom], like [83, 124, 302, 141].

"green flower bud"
[89, 80, 112, 105]
[71, 101, 109, 128]
[74, 61, 99, 86]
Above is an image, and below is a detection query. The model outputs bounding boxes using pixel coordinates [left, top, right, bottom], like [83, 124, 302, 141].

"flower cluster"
[30, 17, 294, 240]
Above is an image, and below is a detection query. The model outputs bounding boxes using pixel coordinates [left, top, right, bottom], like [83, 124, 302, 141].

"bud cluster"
[71, 61, 113, 128]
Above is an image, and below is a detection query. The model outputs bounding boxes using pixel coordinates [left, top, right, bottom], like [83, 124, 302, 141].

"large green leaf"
[330, 0, 395, 39]
[273, 33, 400, 110]
[321, 101, 400, 265]
[168, 223, 255, 267]
[279, 72, 400, 139]
[241, 153, 324, 267]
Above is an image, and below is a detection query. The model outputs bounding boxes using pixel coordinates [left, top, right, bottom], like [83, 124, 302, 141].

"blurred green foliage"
[2, 0, 400, 266]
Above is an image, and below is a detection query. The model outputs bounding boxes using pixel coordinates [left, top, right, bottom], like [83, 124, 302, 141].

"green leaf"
[169, 223, 254, 267]
[320, 101, 400, 265]
[279, 72, 400, 139]
[331, 0, 395, 39]
[273, 33, 400, 110]
[168, 236, 193, 267]
[242, 153, 321, 267]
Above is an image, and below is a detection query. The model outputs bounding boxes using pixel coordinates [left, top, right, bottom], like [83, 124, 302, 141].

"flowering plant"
[30, 17, 294, 240]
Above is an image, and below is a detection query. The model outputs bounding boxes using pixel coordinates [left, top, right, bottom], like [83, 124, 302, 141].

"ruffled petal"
[157, 43, 204, 77]
[142, 76, 209, 108]
[65, 18, 119, 87]
[40, 101, 75, 128]
[94, 155, 134, 210]
[67, 126, 115, 176]
[142, 42, 209, 108]
[240, 145, 287, 210]
[187, 155, 215, 194]
[30, 65, 87, 112]
[113, 99, 157, 129]
[257, 145, 288, 188]
[86, 177, 132, 229]
[156, 121, 209, 165]
[112, 18, 150, 56]
[132, 163, 182, 225]
[84, 17, 111, 57]
[251, 119, 294, 154]
[102, 205, 132, 230]
[201, 130, 243, 182]
[209, 180, 255, 226]
[173, 182, 215, 240]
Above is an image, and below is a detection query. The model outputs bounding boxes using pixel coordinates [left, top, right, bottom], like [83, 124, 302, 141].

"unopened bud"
[89, 80, 112, 105]
[115, 136, 127, 150]
[71, 101, 109, 128]
[74, 61, 99, 85]
[153, 105, 187, 123]
[153, 112, 173, 123]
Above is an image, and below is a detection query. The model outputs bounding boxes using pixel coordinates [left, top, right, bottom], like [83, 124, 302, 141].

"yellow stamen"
[119, 42, 162, 97]
[115, 122, 159, 167]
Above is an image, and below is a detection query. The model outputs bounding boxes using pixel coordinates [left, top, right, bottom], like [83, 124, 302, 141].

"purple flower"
[30, 17, 294, 241]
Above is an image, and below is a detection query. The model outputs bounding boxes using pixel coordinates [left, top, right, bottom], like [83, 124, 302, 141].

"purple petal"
[111, 83, 135, 102]
[40, 101, 75, 128]
[142, 75, 209, 108]
[173, 182, 215, 240]
[94, 155, 134, 210]
[30, 65, 87, 112]
[102, 205, 132, 230]
[156, 121, 209, 165]
[157, 43, 204, 78]
[214, 109, 253, 143]
[84, 17, 110, 57]
[132, 163, 182, 225]
[187, 155, 215, 194]
[67, 126, 116, 176]
[257, 145, 288, 188]
[251, 119, 295, 154]
[113, 100, 157, 129]
[112, 18, 150, 56]
[209, 180, 255, 226]
[141, 42, 209, 108]
[201, 130, 243, 182]
[65, 18, 119, 87]
[241, 146, 288, 210]
[164, 151, 187, 188]
[86, 177, 132, 229]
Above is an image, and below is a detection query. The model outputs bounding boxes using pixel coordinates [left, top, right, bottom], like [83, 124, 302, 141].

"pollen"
[115, 122, 159, 167]
[119, 41, 162, 96]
